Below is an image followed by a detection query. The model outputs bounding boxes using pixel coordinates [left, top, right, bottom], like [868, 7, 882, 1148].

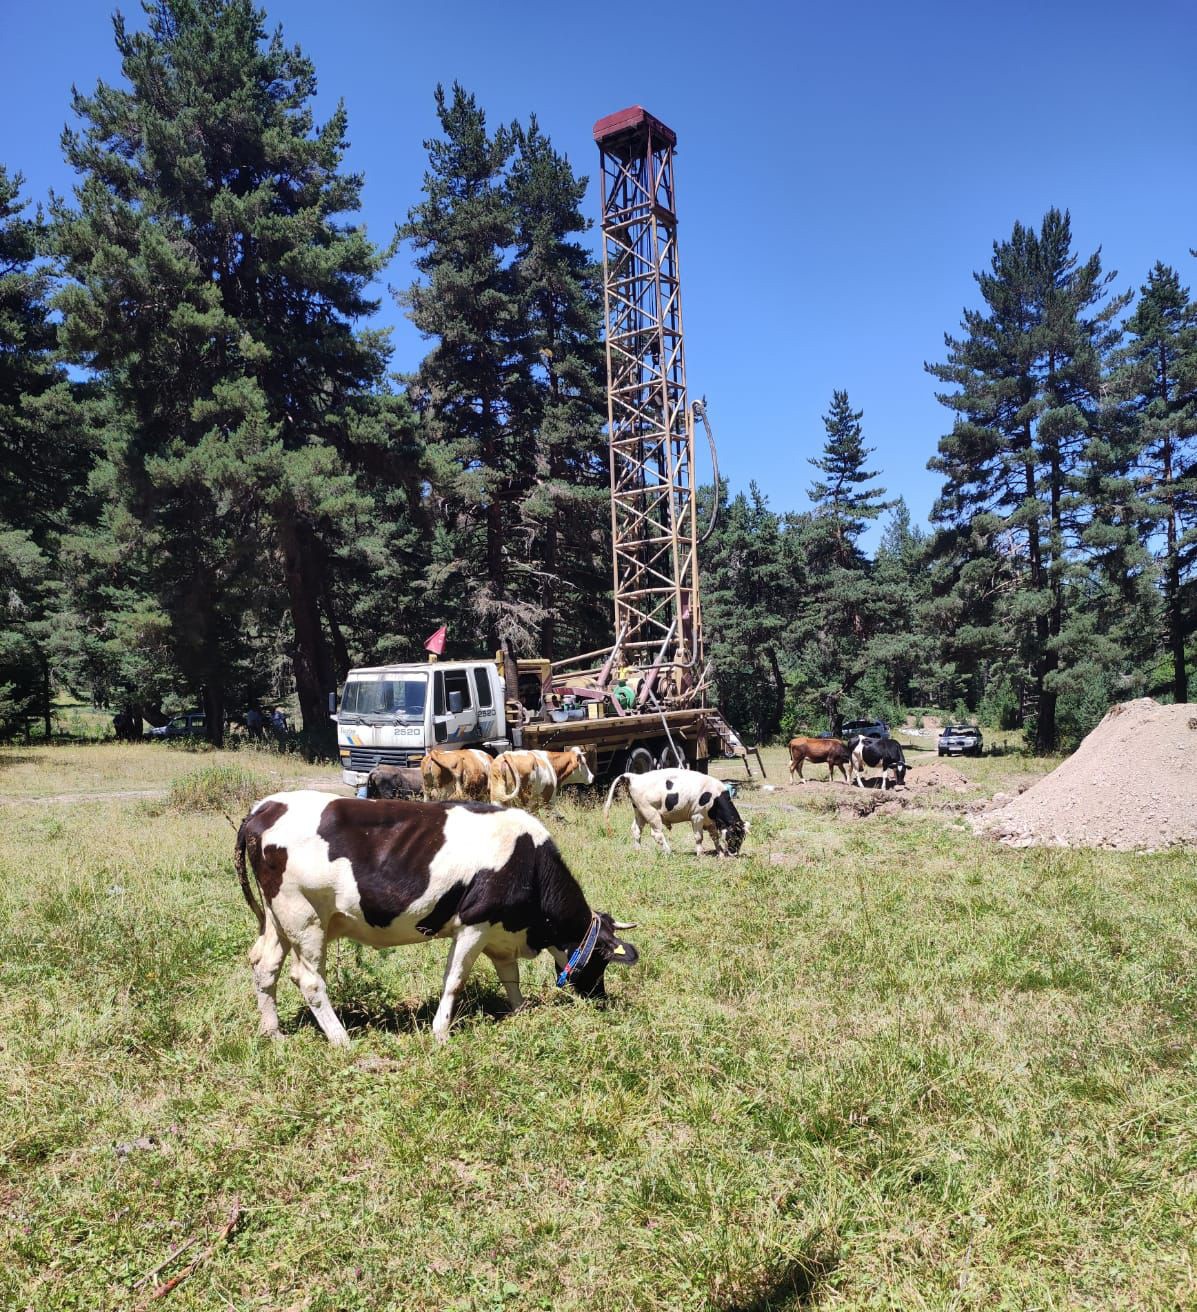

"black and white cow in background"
[235, 791, 640, 1046]
[850, 735, 907, 789]
[603, 768, 747, 856]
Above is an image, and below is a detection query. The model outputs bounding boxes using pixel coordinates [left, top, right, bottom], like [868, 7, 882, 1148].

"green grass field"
[1, 743, 1194, 1309]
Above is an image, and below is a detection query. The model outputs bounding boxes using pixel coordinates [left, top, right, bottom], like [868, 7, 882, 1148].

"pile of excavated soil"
[905, 763, 971, 791]
[975, 698, 1197, 851]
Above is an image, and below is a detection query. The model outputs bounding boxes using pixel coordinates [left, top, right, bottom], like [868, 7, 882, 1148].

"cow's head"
[710, 790, 747, 854]
[560, 746, 595, 787]
[564, 912, 639, 999]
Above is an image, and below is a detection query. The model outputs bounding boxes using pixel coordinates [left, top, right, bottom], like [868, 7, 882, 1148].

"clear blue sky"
[4, 1, 1195, 545]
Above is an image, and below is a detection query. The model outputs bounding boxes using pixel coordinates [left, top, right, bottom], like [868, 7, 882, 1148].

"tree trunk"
[763, 644, 785, 740]
[1022, 425, 1055, 754]
[320, 568, 352, 683]
[540, 519, 557, 659]
[1161, 429, 1187, 702]
[279, 512, 336, 752]
[201, 681, 225, 748]
[41, 655, 51, 741]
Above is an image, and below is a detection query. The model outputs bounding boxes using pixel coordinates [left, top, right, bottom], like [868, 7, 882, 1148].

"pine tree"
[700, 482, 799, 740]
[807, 389, 890, 566]
[869, 498, 939, 708]
[927, 209, 1131, 750]
[53, 0, 409, 744]
[795, 390, 892, 731]
[402, 88, 610, 662]
[401, 84, 525, 654]
[1111, 263, 1197, 701]
[506, 117, 609, 659]
[0, 166, 95, 736]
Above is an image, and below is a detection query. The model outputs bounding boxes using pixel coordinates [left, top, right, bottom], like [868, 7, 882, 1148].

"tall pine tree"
[796, 390, 892, 731]
[1111, 262, 1197, 701]
[54, 0, 409, 744]
[402, 87, 609, 661]
[401, 85, 525, 654]
[0, 166, 95, 736]
[506, 117, 609, 659]
[927, 209, 1131, 750]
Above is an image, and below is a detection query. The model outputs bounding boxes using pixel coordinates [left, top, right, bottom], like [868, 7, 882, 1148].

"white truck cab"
[334, 661, 509, 789]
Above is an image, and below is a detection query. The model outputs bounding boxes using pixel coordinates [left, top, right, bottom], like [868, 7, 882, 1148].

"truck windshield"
[342, 678, 427, 721]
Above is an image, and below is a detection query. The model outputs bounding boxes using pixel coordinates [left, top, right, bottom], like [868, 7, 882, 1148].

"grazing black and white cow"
[235, 791, 639, 1046]
[603, 768, 746, 856]
[850, 736, 907, 789]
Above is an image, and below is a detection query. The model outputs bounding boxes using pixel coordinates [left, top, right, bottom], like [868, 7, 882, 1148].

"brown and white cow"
[787, 736, 851, 783]
[420, 748, 493, 801]
[235, 791, 639, 1046]
[488, 747, 594, 809]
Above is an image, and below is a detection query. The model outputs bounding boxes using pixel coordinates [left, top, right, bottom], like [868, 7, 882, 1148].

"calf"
[235, 791, 639, 1046]
[604, 768, 746, 856]
[420, 748, 493, 801]
[489, 747, 594, 809]
[850, 735, 907, 790]
[365, 764, 424, 800]
[787, 736, 850, 783]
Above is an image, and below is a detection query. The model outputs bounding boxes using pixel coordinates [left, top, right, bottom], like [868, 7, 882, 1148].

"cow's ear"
[606, 938, 639, 967]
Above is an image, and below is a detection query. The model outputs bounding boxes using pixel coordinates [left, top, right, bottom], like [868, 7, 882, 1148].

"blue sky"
[4, 1, 1195, 545]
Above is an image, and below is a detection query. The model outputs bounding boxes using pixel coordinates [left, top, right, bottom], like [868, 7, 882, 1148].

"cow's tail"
[492, 755, 519, 806]
[235, 817, 266, 934]
[603, 773, 632, 826]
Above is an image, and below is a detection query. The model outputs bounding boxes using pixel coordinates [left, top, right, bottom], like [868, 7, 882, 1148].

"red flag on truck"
[423, 625, 447, 657]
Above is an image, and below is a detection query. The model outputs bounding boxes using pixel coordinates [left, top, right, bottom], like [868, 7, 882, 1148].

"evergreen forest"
[2, 1, 1194, 754]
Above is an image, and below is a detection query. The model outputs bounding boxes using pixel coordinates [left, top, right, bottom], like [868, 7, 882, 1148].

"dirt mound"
[906, 763, 971, 791]
[975, 698, 1197, 851]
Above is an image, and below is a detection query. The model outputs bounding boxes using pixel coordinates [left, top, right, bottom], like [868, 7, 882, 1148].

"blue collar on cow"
[556, 913, 601, 988]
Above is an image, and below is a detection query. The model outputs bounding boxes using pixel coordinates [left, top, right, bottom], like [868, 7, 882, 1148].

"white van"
[334, 661, 509, 789]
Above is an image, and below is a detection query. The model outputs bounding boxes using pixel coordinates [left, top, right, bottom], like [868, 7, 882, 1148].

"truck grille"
[346, 747, 424, 771]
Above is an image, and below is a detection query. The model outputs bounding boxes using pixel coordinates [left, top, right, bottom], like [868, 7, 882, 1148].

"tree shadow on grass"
[713, 1249, 840, 1311]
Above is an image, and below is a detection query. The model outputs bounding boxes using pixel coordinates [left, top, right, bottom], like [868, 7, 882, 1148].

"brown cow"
[488, 748, 595, 808]
[420, 748, 493, 801]
[787, 736, 851, 783]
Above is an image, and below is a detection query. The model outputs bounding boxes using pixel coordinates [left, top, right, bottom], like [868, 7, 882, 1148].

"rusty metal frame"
[594, 108, 702, 703]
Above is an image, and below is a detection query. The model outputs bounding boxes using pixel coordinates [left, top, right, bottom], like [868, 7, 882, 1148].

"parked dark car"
[146, 710, 207, 739]
[938, 724, 983, 756]
[841, 718, 890, 741]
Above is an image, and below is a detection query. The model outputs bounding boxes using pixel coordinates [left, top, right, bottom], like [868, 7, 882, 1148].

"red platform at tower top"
[592, 106, 677, 147]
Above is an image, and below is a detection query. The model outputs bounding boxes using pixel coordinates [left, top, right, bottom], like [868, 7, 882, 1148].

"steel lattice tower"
[593, 107, 702, 699]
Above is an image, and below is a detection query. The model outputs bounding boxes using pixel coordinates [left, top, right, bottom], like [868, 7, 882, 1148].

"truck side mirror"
[448, 690, 464, 715]
[328, 690, 338, 714]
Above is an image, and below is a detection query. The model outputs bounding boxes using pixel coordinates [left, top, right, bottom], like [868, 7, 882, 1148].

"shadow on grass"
[285, 986, 536, 1039]
[713, 1249, 839, 1311]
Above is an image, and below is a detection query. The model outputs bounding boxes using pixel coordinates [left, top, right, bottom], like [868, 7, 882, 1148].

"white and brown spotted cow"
[603, 768, 747, 857]
[235, 791, 639, 1046]
[420, 748, 493, 801]
[488, 747, 594, 809]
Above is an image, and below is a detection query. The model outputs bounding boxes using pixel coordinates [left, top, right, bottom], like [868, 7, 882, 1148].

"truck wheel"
[627, 746, 655, 774]
[657, 743, 686, 771]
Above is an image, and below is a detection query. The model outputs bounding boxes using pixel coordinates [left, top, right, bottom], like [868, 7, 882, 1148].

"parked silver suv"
[938, 724, 983, 756]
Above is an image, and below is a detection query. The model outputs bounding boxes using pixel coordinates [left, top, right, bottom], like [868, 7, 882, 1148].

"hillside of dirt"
[975, 699, 1197, 851]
